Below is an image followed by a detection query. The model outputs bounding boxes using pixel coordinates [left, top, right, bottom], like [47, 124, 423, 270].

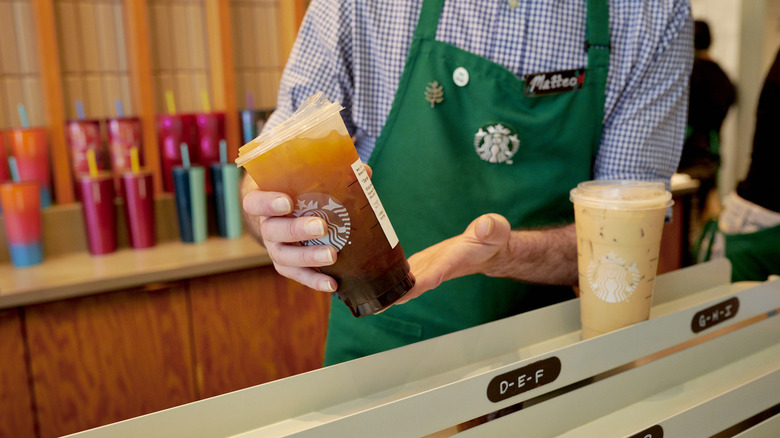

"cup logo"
[474, 123, 520, 164]
[293, 193, 351, 251]
[586, 252, 640, 303]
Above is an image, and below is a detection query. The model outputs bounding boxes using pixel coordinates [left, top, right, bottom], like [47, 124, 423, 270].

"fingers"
[274, 263, 338, 293]
[264, 239, 336, 267]
[242, 190, 293, 217]
[242, 186, 338, 292]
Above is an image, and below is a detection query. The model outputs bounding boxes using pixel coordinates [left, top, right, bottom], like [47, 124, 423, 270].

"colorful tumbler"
[1, 181, 43, 267]
[196, 112, 226, 194]
[107, 117, 143, 180]
[9, 128, 51, 208]
[239, 109, 267, 144]
[121, 170, 156, 249]
[172, 165, 207, 243]
[78, 172, 117, 255]
[0, 131, 9, 183]
[157, 114, 197, 192]
[210, 162, 242, 239]
[66, 119, 109, 176]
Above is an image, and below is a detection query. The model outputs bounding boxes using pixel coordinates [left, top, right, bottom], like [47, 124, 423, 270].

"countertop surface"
[0, 234, 271, 308]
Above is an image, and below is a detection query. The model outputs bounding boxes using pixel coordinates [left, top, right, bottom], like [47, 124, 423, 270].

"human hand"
[241, 177, 338, 292]
[396, 213, 512, 304]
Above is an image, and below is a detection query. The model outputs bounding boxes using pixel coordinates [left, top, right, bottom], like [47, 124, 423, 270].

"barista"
[242, 0, 693, 365]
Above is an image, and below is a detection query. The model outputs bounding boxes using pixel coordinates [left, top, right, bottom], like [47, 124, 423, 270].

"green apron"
[324, 0, 610, 365]
[725, 225, 780, 282]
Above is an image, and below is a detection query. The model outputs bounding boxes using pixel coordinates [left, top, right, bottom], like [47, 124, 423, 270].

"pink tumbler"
[78, 172, 117, 255]
[107, 117, 143, 179]
[0, 131, 9, 183]
[120, 171, 156, 249]
[195, 112, 226, 193]
[157, 114, 197, 192]
[67, 119, 109, 176]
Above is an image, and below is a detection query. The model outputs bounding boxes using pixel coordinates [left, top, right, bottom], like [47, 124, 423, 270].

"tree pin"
[425, 81, 444, 108]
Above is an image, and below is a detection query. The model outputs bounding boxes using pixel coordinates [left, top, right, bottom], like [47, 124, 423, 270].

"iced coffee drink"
[237, 93, 414, 317]
[570, 180, 672, 339]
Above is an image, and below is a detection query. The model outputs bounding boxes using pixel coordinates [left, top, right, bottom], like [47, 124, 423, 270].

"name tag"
[524, 69, 585, 97]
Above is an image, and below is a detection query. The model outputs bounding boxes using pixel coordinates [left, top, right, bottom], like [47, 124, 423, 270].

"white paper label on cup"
[351, 159, 399, 249]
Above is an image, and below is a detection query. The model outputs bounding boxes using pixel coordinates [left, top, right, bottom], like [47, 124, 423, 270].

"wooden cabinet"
[6, 265, 328, 438]
[25, 283, 196, 438]
[0, 309, 35, 438]
[190, 266, 330, 398]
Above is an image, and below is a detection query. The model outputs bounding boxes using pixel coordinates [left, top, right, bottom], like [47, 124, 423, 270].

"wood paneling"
[25, 284, 196, 438]
[0, 308, 35, 438]
[189, 266, 330, 398]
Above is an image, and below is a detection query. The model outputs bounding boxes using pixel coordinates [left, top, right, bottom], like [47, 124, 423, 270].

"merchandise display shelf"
[64, 259, 780, 437]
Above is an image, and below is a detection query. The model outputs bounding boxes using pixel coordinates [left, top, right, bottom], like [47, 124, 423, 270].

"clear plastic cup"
[237, 92, 414, 317]
[570, 180, 673, 338]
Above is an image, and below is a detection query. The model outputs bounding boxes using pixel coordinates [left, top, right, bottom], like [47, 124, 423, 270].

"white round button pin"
[453, 67, 469, 87]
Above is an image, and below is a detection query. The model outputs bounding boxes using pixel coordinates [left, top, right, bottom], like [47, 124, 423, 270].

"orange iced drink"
[237, 93, 414, 317]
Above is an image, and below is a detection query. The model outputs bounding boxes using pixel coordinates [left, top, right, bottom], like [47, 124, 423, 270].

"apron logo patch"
[474, 123, 520, 164]
[586, 252, 641, 303]
[293, 193, 352, 251]
[524, 69, 585, 97]
[425, 81, 444, 107]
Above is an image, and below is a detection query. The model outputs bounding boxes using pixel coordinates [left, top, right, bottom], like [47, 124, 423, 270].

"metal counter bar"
[65, 259, 780, 437]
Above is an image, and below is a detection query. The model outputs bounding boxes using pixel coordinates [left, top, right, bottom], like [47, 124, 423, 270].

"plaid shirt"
[265, 0, 693, 186]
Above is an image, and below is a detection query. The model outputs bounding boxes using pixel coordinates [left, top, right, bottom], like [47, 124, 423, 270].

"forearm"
[484, 223, 578, 287]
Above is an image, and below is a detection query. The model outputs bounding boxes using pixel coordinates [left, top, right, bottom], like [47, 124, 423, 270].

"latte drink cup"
[570, 180, 673, 339]
[236, 92, 415, 317]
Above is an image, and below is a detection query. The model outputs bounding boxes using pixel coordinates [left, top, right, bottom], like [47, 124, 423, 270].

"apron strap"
[414, 0, 445, 41]
[586, 0, 611, 69]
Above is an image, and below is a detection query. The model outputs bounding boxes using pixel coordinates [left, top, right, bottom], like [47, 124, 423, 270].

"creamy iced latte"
[570, 180, 672, 339]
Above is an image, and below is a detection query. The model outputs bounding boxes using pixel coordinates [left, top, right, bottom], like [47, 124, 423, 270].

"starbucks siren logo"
[586, 252, 641, 303]
[474, 123, 520, 164]
[293, 193, 351, 250]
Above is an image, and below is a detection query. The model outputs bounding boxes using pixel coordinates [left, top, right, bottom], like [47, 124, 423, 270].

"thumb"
[472, 213, 510, 246]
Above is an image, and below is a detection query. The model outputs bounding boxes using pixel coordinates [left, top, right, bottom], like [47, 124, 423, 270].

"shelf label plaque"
[486, 356, 561, 403]
[691, 297, 739, 333]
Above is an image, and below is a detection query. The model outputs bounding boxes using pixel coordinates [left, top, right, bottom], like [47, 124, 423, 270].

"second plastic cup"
[0, 181, 43, 267]
[78, 173, 117, 255]
[570, 180, 673, 339]
[236, 92, 414, 317]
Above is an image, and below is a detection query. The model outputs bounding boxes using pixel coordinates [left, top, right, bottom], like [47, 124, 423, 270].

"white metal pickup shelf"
[66, 259, 780, 438]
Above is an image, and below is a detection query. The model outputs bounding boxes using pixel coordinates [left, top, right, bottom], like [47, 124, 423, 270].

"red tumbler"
[120, 171, 156, 249]
[78, 172, 117, 255]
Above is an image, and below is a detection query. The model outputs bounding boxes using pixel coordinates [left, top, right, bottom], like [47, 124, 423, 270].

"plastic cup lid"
[569, 179, 673, 210]
[236, 92, 343, 167]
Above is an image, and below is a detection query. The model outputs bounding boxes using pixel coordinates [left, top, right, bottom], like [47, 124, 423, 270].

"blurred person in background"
[678, 19, 736, 245]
